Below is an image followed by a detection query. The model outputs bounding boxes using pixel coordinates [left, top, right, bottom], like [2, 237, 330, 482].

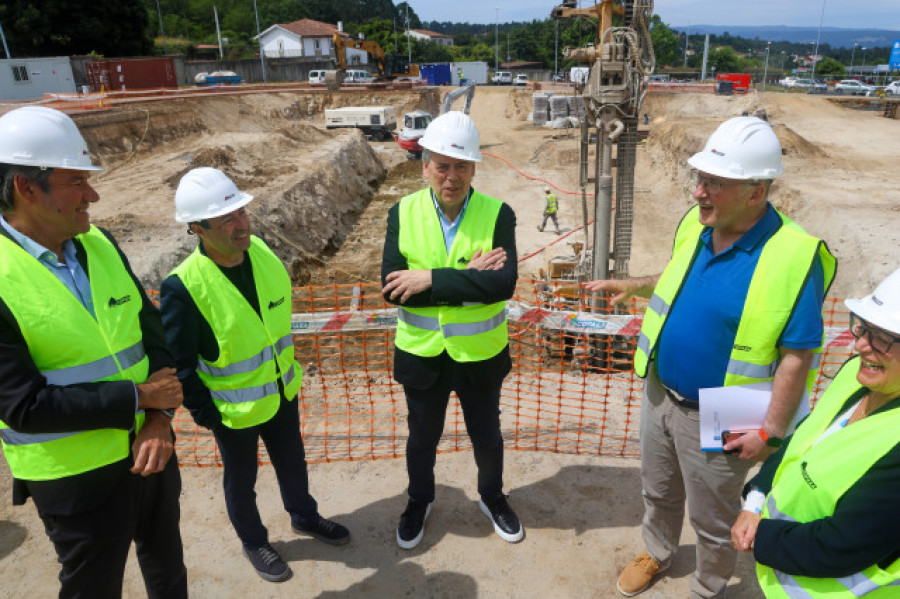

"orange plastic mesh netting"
[147, 283, 854, 467]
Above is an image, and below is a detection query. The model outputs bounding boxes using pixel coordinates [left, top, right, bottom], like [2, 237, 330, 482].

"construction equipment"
[324, 106, 397, 141]
[331, 33, 420, 80]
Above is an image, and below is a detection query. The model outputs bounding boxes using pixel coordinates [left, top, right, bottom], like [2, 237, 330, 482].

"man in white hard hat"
[381, 111, 523, 549]
[538, 186, 560, 234]
[585, 116, 836, 598]
[0, 106, 187, 597]
[159, 167, 350, 583]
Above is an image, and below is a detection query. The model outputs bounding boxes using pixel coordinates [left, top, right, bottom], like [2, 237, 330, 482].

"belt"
[663, 386, 700, 410]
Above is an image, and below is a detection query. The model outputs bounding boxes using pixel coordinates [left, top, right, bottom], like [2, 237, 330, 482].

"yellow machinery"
[331, 33, 420, 80]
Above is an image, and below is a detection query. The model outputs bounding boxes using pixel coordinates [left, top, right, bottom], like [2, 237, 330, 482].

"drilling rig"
[551, 0, 655, 284]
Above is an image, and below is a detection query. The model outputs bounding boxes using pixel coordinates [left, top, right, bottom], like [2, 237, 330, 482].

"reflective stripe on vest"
[170, 237, 302, 429]
[0, 226, 149, 481]
[633, 205, 836, 395]
[394, 188, 509, 362]
[757, 357, 900, 598]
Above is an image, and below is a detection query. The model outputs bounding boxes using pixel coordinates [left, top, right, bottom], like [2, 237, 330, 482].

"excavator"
[331, 33, 420, 80]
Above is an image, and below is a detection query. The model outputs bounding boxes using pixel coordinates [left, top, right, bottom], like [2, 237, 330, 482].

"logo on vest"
[108, 295, 132, 307]
[733, 344, 752, 352]
[457, 256, 469, 266]
[268, 297, 285, 310]
[800, 461, 817, 489]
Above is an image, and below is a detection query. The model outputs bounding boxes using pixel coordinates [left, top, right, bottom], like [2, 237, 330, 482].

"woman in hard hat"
[732, 267, 900, 597]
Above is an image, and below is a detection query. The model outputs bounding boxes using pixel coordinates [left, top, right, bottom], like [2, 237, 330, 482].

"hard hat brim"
[175, 191, 254, 223]
[844, 296, 900, 337]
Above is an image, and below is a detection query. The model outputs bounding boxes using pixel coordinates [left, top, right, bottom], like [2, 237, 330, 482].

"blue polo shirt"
[431, 187, 473, 253]
[655, 203, 825, 401]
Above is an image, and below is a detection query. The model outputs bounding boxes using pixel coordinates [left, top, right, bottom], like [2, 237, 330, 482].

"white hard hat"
[418, 111, 482, 162]
[174, 167, 253, 223]
[845, 268, 900, 337]
[687, 116, 783, 180]
[0, 106, 103, 171]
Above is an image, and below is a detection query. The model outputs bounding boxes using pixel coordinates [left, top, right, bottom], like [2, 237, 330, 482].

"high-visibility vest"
[634, 206, 836, 392]
[545, 193, 558, 214]
[757, 356, 900, 598]
[394, 188, 509, 362]
[170, 236, 302, 429]
[0, 226, 149, 481]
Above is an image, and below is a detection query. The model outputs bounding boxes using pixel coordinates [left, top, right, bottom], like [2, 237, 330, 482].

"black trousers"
[40, 454, 187, 599]
[212, 396, 317, 549]
[404, 363, 505, 503]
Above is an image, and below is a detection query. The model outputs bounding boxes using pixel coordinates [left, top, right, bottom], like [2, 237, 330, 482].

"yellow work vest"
[0, 226, 149, 481]
[757, 357, 900, 598]
[170, 236, 302, 429]
[634, 206, 836, 392]
[394, 188, 509, 362]
[545, 194, 558, 214]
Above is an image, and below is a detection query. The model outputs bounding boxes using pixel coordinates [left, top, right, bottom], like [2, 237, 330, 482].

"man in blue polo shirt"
[585, 116, 836, 598]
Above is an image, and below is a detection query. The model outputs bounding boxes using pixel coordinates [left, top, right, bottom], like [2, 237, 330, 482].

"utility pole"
[683, 22, 690, 68]
[850, 43, 858, 76]
[253, 0, 267, 82]
[810, 0, 826, 89]
[406, 3, 412, 65]
[155, 0, 168, 55]
[495, 8, 499, 71]
[554, 19, 559, 79]
[762, 41, 771, 89]
[214, 5, 223, 59]
[0, 22, 10, 59]
[507, 30, 510, 62]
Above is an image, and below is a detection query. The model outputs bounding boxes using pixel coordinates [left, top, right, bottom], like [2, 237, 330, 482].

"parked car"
[779, 76, 796, 87]
[308, 70, 326, 85]
[812, 79, 827, 91]
[883, 80, 900, 96]
[834, 79, 876, 95]
[784, 78, 813, 90]
[491, 71, 513, 85]
[514, 74, 528, 86]
[344, 70, 375, 84]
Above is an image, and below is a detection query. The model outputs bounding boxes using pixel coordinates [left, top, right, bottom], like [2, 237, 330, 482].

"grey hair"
[0, 164, 53, 214]
[421, 148, 431, 164]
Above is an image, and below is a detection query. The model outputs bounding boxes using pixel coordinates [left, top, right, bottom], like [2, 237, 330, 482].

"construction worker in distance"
[538, 186, 560, 234]
[584, 116, 836, 598]
[381, 111, 523, 549]
[0, 106, 187, 598]
[159, 167, 350, 583]
[732, 267, 900, 597]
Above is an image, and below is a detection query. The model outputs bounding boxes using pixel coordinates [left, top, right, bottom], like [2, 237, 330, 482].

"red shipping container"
[86, 57, 177, 91]
[716, 73, 751, 92]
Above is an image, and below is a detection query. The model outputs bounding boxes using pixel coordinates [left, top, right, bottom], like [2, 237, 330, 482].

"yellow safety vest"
[0, 226, 149, 481]
[634, 206, 836, 392]
[394, 188, 509, 362]
[757, 356, 900, 598]
[545, 193, 558, 214]
[170, 236, 302, 429]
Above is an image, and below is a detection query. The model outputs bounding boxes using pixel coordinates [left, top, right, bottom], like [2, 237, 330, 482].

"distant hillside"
[671, 25, 899, 49]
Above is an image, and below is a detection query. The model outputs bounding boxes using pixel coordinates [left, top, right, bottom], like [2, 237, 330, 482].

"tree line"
[0, 0, 890, 76]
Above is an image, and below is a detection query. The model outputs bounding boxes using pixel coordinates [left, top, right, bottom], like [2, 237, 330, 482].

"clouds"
[414, 0, 900, 30]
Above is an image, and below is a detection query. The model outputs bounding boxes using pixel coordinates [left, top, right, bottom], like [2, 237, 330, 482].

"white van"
[308, 70, 326, 85]
[345, 70, 375, 84]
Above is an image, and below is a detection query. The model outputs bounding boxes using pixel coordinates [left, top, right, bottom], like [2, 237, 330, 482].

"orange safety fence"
[147, 284, 855, 467]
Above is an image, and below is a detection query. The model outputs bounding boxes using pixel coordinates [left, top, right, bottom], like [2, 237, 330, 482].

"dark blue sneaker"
[242, 543, 291, 582]
[291, 514, 351, 546]
[480, 494, 524, 543]
[396, 498, 432, 549]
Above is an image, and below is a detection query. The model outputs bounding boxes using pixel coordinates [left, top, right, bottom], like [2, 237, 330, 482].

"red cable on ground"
[482, 151, 594, 197]
[518, 220, 594, 263]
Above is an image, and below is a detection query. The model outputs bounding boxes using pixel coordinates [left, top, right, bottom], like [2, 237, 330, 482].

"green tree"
[708, 47, 739, 73]
[1, 0, 151, 57]
[814, 57, 845, 78]
[649, 15, 679, 67]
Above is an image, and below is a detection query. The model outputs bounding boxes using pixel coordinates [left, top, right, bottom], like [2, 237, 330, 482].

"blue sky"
[415, 1, 900, 31]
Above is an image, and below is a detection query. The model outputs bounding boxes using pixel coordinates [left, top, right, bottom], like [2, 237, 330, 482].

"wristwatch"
[757, 428, 783, 448]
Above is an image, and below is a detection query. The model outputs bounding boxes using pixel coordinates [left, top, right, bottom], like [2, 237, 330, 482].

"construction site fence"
[150, 282, 856, 468]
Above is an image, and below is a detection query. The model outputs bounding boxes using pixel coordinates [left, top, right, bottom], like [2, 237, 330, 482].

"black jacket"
[380, 189, 518, 389]
[0, 226, 174, 515]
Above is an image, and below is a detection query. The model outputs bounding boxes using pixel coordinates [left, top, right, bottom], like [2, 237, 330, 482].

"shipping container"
[449, 62, 489, 86]
[86, 57, 178, 91]
[0, 57, 76, 101]
[420, 64, 452, 86]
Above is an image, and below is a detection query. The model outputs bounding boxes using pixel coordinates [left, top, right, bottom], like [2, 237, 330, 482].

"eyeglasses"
[849, 313, 900, 354]
[689, 169, 755, 195]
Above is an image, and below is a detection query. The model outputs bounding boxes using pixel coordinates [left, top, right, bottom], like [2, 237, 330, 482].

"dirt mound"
[772, 123, 828, 160]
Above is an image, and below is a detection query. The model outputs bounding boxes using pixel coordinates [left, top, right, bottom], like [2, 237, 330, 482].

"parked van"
[308, 70, 326, 84]
[344, 70, 375, 83]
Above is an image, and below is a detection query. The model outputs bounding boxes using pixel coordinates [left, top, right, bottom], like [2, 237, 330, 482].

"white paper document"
[698, 382, 809, 452]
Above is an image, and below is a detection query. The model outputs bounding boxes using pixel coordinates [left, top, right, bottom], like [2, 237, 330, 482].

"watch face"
[766, 437, 783, 448]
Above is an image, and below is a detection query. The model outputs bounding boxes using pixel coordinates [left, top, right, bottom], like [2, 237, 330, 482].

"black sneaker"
[242, 543, 291, 582]
[479, 494, 524, 543]
[291, 514, 351, 546]
[396, 498, 432, 549]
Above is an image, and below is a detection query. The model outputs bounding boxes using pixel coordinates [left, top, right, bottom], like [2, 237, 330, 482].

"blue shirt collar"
[0, 215, 77, 266]
[431, 187, 473, 226]
[700, 202, 781, 254]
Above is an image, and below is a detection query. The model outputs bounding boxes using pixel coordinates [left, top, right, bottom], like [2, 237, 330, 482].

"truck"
[324, 106, 397, 140]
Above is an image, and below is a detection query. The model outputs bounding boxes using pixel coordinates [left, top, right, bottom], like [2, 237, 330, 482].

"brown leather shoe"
[616, 552, 666, 596]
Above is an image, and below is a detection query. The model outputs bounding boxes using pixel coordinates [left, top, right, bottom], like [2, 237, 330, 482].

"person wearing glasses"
[732, 268, 900, 597]
[583, 116, 836, 598]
